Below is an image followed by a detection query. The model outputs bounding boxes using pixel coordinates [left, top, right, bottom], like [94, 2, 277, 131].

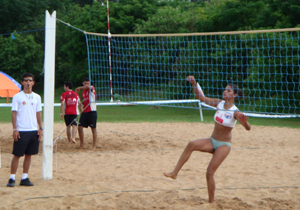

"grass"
[0, 104, 299, 128]
[0, 87, 299, 128]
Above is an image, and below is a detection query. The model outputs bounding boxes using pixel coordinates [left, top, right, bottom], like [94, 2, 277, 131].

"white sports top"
[214, 100, 238, 128]
[12, 91, 42, 131]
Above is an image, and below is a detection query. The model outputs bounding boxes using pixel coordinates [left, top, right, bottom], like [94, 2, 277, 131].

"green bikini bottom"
[210, 137, 231, 150]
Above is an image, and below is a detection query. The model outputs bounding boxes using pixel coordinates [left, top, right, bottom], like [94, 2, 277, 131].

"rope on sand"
[13, 185, 300, 204]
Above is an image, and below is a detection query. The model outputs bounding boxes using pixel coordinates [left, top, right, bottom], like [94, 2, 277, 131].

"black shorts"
[79, 111, 97, 128]
[64, 115, 78, 126]
[12, 131, 40, 157]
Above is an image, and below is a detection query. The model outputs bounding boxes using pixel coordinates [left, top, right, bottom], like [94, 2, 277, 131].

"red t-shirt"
[82, 86, 96, 113]
[60, 90, 81, 115]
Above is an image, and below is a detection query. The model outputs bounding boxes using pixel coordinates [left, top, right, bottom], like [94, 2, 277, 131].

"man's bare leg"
[23, 154, 31, 174]
[10, 155, 21, 174]
[91, 127, 97, 149]
[66, 126, 72, 143]
[78, 126, 84, 148]
[71, 125, 77, 143]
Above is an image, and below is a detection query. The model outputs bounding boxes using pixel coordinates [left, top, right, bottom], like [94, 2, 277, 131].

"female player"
[163, 75, 251, 203]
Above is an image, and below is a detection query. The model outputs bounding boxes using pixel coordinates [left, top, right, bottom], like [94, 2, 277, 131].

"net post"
[106, 0, 113, 102]
[198, 102, 203, 122]
[43, 10, 56, 180]
[196, 83, 204, 122]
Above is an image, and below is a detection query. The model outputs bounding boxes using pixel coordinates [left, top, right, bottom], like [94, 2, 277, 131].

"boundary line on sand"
[13, 185, 299, 205]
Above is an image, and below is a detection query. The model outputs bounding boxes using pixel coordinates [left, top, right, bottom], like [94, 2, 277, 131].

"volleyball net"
[84, 28, 300, 118]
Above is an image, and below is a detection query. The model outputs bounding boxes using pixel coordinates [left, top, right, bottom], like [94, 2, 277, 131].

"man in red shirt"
[76, 78, 97, 149]
[60, 81, 82, 144]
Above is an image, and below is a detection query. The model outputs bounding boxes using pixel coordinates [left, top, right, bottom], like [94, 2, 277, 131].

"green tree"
[0, 0, 69, 33]
[0, 0, 73, 86]
[55, 2, 108, 85]
[72, 0, 94, 7]
[0, 34, 43, 82]
[195, 0, 266, 32]
[134, 6, 197, 34]
[54, 0, 160, 85]
[253, 0, 300, 28]
[108, 0, 158, 34]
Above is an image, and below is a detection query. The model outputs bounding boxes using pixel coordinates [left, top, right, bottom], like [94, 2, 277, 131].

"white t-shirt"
[12, 91, 42, 131]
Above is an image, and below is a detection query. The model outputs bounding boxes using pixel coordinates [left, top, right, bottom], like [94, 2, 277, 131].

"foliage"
[0, 33, 43, 82]
[55, 3, 107, 86]
[54, 0, 159, 86]
[0, 0, 299, 114]
[194, 0, 267, 32]
[0, 0, 69, 33]
[109, 0, 158, 34]
[134, 4, 199, 33]
[254, 0, 300, 28]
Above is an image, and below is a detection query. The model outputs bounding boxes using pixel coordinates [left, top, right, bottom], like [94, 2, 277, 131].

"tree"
[254, 0, 300, 28]
[0, 34, 43, 82]
[195, 0, 266, 32]
[108, 0, 158, 34]
[72, 0, 94, 7]
[134, 5, 198, 33]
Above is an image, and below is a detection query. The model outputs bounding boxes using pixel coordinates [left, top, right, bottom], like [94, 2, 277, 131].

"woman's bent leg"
[164, 138, 213, 179]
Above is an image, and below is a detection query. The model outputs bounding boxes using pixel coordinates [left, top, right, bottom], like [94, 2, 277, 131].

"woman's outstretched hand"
[186, 75, 196, 85]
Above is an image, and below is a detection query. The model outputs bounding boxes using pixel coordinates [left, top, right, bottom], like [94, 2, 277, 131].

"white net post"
[198, 102, 203, 122]
[197, 83, 204, 122]
[43, 10, 56, 180]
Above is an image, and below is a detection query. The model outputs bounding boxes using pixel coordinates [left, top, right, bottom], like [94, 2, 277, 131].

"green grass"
[98, 105, 300, 128]
[0, 105, 299, 128]
[0, 87, 299, 128]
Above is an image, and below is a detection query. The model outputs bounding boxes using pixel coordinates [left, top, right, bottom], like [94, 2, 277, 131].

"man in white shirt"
[7, 73, 43, 187]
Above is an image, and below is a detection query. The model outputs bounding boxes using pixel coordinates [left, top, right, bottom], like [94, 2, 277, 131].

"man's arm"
[76, 86, 88, 92]
[76, 85, 94, 93]
[78, 100, 83, 113]
[12, 111, 19, 141]
[36, 111, 43, 140]
[60, 100, 65, 119]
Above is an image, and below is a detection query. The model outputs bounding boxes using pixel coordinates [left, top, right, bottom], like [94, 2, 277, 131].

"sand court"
[0, 122, 299, 210]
